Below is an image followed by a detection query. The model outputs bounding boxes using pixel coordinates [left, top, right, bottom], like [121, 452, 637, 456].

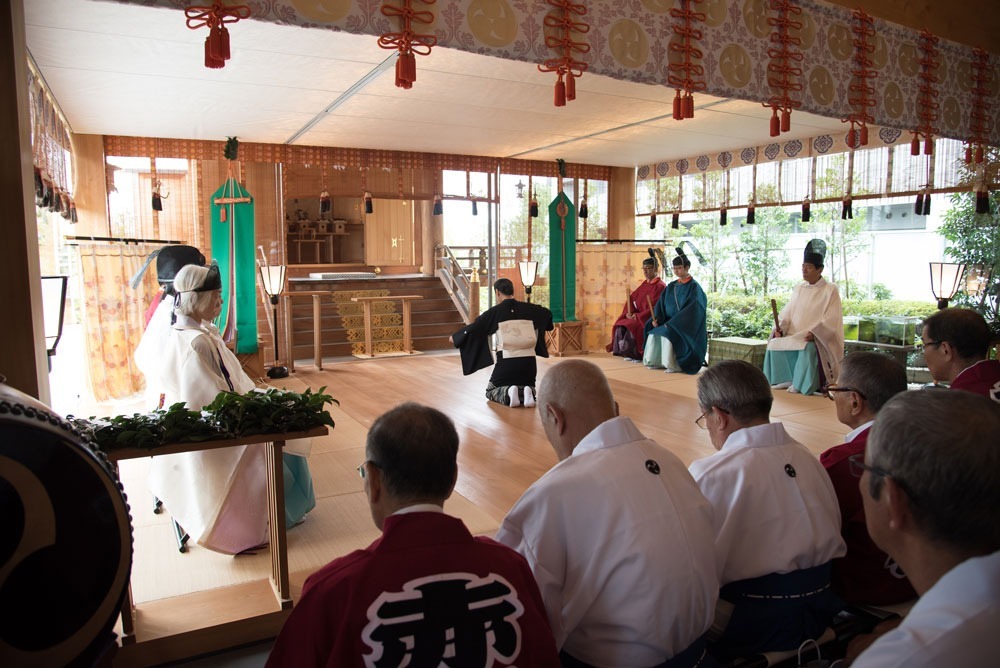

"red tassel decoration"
[922, 192, 931, 215]
[923, 136, 934, 155]
[554, 75, 567, 107]
[364, 192, 373, 214]
[801, 199, 811, 222]
[205, 36, 225, 68]
[780, 109, 791, 133]
[218, 25, 231, 60]
[649, 213, 657, 229]
[911, 136, 921, 156]
[746, 205, 756, 225]
[673, 90, 683, 120]
[683, 93, 694, 119]
[915, 193, 924, 215]
[719, 208, 727, 226]
[529, 195, 538, 218]
[965, 146, 973, 164]
[671, 213, 680, 230]
[769, 108, 780, 137]
[975, 146, 985, 163]
[859, 124, 869, 146]
[566, 71, 576, 102]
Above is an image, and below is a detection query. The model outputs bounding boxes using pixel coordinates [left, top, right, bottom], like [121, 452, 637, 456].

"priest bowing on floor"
[606, 256, 665, 360]
[764, 239, 844, 395]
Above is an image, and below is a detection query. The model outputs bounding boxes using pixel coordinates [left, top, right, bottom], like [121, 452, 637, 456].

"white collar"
[391, 503, 444, 516]
[845, 420, 874, 443]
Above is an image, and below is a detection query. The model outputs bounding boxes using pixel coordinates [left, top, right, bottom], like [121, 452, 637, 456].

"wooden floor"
[115, 351, 849, 663]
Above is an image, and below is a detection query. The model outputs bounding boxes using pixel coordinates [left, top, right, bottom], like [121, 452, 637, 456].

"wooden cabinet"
[365, 198, 414, 266]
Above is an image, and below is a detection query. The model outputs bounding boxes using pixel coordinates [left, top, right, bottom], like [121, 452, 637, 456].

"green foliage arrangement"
[70, 387, 337, 453]
[706, 294, 938, 340]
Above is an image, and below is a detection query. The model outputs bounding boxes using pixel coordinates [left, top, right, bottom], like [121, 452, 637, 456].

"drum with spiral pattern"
[0, 378, 133, 667]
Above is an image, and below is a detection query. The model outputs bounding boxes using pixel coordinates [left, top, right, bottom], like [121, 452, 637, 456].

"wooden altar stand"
[107, 426, 328, 668]
[546, 320, 589, 357]
[351, 294, 423, 357]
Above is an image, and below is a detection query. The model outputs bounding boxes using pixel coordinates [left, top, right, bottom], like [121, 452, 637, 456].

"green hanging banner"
[210, 177, 257, 354]
[548, 191, 576, 323]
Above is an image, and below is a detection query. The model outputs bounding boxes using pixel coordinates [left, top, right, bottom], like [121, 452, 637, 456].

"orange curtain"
[77, 242, 161, 401]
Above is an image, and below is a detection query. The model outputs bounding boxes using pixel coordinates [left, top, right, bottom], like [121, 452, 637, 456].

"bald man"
[496, 360, 719, 668]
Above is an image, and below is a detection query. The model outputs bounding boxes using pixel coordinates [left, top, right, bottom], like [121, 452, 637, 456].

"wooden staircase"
[286, 275, 467, 361]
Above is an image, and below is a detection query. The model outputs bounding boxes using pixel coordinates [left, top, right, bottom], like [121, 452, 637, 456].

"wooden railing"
[435, 244, 482, 324]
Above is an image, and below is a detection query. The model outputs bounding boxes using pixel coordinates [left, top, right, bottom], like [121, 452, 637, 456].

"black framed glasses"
[916, 339, 943, 352]
[695, 407, 728, 429]
[848, 454, 919, 502]
[823, 385, 867, 401]
[357, 460, 382, 479]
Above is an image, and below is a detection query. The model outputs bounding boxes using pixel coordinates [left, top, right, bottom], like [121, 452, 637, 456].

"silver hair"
[172, 264, 215, 317]
[868, 390, 1000, 554]
[839, 352, 907, 413]
[697, 360, 773, 423]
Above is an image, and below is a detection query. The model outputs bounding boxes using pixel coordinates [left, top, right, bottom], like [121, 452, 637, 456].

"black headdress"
[803, 239, 827, 267]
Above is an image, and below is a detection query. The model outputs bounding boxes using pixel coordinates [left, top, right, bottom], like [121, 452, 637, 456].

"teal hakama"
[283, 453, 316, 525]
[762, 342, 822, 395]
[642, 278, 708, 374]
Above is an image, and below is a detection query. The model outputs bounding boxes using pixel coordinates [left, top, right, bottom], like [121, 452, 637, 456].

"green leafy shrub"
[707, 293, 938, 340]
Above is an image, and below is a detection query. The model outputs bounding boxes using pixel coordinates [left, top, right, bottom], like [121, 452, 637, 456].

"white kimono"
[852, 550, 1000, 668]
[767, 278, 844, 386]
[496, 416, 719, 666]
[146, 314, 269, 554]
[688, 422, 846, 585]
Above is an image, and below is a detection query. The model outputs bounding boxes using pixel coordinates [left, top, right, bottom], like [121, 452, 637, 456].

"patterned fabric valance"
[107, 0, 1000, 146]
[103, 136, 612, 181]
[27, 61, 74, 204]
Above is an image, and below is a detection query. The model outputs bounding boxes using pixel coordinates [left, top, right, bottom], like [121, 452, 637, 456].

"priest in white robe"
[764, 239, 844, 395]
[146, 264, 314, 555]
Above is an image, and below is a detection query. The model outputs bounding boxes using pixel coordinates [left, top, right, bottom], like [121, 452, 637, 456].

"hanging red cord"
[378, 0, 438, 89]
[841, 9, 876, 148]
[667, 0, 706, 120]
[538, 0, 590, 107]
[762, 0, 803, 136]
[185, 2, 251, 70]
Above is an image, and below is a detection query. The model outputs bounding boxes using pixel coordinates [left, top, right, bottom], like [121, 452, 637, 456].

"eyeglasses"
[357, 460, 381, 479]
[823, 385, 867, 401]
[695, 407, 728, 429]
[916, 339, 943, 352]
[848, 454, 919, 502]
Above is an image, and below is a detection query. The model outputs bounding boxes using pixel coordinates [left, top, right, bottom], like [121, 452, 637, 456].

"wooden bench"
[350, 295, 423, 357]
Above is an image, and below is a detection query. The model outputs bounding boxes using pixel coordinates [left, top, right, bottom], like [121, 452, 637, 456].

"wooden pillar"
[418, 199, 438, 276]
[607, 166, 637, 240]
[0, 0, 50, 403]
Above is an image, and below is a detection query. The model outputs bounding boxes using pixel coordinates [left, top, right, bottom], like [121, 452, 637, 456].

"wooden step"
[287, 276, 467, 360]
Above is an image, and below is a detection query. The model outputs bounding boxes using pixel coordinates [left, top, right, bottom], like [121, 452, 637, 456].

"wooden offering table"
[107, 426, 328, 667]
[546, 320, 588, 357]
[350, 294, 423, 357]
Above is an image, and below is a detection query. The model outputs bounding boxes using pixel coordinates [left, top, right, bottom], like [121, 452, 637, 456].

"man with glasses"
[267, 402, 559, 667]
[920, 307, 999, 403]
[819, 352, 915, 606]
[688, 360, 845, 659]
[850, 391, 1000, 667]
[496, 360, 719, 667]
